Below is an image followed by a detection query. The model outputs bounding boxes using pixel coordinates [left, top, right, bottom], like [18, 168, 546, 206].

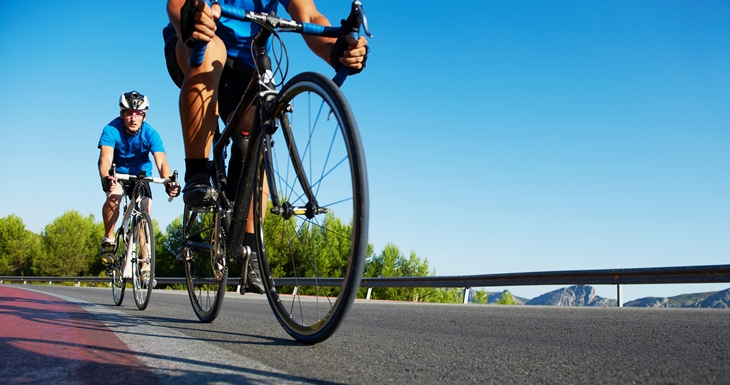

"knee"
[104, 194, 122, 211]
[107, 194, 122, 206]
[179, 36, 227, 79]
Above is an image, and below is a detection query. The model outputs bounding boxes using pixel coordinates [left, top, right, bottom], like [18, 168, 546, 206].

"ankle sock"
[243, 233, 256, 251]
[185, 158, 209, 183]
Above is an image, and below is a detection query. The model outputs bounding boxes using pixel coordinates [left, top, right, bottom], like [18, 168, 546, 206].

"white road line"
[24, 288, 314, 385]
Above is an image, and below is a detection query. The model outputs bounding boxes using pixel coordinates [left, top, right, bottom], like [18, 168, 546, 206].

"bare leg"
[174, 37, 227, 159]
[102, 186, 123, 240]
[139, 197, 153, 271]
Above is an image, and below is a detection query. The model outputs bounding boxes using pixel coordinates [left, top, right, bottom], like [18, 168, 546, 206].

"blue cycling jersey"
[97, 118, 166, 176]
[163, 0, 292, 68]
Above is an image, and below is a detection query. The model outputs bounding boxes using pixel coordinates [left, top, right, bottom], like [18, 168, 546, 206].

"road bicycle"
[107, 165, 177, 310]
[179, 0, 372, 343]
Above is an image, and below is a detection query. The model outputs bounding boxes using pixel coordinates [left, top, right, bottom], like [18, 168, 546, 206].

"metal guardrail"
[3, 264, 729, 305]
[360, 264, 730, 287]
[0, 276, 185, 285]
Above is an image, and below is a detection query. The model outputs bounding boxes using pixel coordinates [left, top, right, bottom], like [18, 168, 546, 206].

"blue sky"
[1, 1, 728, 303]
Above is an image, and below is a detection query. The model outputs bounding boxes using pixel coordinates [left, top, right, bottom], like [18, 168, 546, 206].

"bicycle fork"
[122, 234, 135, 279]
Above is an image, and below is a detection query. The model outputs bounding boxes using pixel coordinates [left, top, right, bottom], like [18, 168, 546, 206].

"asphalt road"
[3, 284, 730, 384]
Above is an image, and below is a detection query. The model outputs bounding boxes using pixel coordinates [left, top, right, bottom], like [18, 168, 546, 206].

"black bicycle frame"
[203, 1, 370, 260]
[208, 25, 278, 260]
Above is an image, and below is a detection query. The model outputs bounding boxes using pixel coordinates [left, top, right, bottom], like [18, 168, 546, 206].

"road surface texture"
[1, 284, 728, 384]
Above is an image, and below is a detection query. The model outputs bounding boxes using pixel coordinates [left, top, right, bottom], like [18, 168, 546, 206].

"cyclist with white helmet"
[98, 91, 180, 268]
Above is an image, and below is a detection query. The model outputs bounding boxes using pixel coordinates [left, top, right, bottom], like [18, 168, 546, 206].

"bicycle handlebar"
[111, 165, 179, 202]
[189, 0, 372, 86]
[114, 173, 172, 184]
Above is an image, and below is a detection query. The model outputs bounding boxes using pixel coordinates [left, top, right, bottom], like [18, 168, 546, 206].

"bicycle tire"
[253, 71, 368, 343]
[111, 228, 126, 306]
[132, 212, 155, 310]
[183, 204, 228, 322]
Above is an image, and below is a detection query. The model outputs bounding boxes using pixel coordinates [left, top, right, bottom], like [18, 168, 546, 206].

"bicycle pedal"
[191, 204, 218, 213]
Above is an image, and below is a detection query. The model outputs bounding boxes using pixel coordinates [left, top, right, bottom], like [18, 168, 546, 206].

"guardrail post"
[463, 287, 470, 304]
[49, 281, 52, 286]
[75, 282, 80, 287]
[366, 287, 372, 300]
[617, 284, 623, 307]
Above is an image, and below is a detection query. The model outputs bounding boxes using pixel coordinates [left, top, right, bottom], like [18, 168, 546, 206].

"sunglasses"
[122, 110, 146, 118]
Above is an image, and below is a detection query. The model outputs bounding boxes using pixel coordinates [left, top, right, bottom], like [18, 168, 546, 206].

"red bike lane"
[0, 285, 161, 384]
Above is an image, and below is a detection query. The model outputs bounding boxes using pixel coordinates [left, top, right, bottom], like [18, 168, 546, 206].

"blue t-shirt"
[163, 0, 292, 68]
[97, 118, 166, 175]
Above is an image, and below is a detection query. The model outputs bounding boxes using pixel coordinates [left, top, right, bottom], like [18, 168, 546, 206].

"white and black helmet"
[119, 91, 149, 111]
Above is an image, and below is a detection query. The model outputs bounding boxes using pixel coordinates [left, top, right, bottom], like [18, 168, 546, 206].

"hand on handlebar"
[165, 181, 181, 198]
[165, 170, 180, 200]
[101, 175, 118, 193]
[180, 0, 220, 48]
[330, 35, 369, 75]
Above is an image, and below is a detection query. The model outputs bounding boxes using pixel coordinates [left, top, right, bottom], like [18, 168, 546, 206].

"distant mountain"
[699, 288, 730, 308]
[625, 288, 730, 308]
[623, 297, 671, 308]
[525, 285, 616, 307]
[470, 286, 730, 308]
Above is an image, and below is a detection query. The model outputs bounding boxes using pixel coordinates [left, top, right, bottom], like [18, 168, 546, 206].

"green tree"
[155, 216, 185, 278]
[0, 215, 43, 275]
[471, 289, 489, 304]
[495, 290, 518, 305]
[364, 243, 436, 302]
[420, 287, 462, 304]
[35, 211, 103, 276]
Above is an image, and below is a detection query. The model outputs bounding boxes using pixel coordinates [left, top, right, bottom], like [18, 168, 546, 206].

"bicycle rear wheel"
[254, 72, 368, 343]
[183, 205, 228, 322]
[111, 228, 126, 306]
[132, 212, 155, 310]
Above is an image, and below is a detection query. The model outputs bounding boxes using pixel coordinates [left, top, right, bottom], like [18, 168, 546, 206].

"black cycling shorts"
[164, 33, 256, 121]
[121, 180, 152, 201]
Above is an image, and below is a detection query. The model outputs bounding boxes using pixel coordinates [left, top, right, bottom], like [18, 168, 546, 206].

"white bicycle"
[107, 166, 177, 310]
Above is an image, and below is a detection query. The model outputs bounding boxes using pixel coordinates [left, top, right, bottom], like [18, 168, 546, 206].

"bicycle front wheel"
[111, 228, 126, 306]
[132, 212, 155, 310]
[183, 205, 228, 322]
[254, 72, 369, 343]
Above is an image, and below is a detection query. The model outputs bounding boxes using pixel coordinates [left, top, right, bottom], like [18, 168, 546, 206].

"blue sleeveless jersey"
[163, 0, 292, 68]
[97, 118, 166, 176]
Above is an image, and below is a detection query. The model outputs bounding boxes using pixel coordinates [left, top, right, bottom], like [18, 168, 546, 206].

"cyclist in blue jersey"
[98, 91, 180, 268]
[163, 0, 369, 293]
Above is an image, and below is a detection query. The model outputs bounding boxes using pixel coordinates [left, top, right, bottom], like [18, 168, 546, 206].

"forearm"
[98, 156, 112, 178]
[159, 162, 173, 179]
[287, 0, 336, 64]
[301, 15, 336, 64]
[154, 152, 173, 178]
[167, 0, 185, 35]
